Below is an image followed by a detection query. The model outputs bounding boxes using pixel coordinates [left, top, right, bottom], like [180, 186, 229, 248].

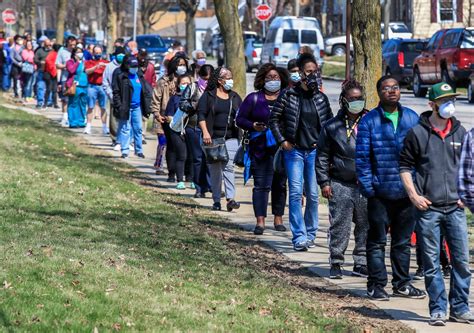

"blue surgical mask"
[223, 79, 234, 91]
[290, 72, 301, 83]
[129, 67, 138, 75]
[116, 54, 125, 64]
[179, 84, 188, 92]
[346, 99, 366, 114]
[196, 58, 206, 66]
[264, 80, 281, 93]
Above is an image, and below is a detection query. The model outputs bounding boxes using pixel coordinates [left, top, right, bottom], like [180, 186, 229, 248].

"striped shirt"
[458, 128, 474, 212]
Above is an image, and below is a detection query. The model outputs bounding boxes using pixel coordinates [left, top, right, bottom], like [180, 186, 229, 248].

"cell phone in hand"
[256, 122, 266, 127]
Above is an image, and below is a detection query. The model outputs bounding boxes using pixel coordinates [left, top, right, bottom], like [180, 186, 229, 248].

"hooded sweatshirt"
[399, 111, 466, 212]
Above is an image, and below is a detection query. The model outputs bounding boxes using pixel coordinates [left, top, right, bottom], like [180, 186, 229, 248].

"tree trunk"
[352, 0, 382, 109]
[105, 0, 117, 54]
[56, 0, 68, 45]
[214, 0, 246, 99]
[30, 0, 37, 39]
[185, 13, 195, 54]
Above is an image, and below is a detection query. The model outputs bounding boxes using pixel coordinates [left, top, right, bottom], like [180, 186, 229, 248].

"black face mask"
[305, 72, 319, 91]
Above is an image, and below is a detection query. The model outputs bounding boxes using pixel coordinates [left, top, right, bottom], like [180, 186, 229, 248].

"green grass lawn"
[322, 63, 346, 80]
[0, 106, 352, 332]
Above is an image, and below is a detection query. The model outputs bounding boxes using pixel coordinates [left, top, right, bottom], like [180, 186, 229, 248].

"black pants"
[250, 154, 287, 218]
[185, 126, 211, 194]
[10, 65, 21, 98]
[169, 130, 187, 182]
[367, 197, 416, 290]
[163, 123, 176, 179]
[43, 72, 57, 107]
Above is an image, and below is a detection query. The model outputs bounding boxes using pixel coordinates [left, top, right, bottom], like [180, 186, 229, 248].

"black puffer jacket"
[269, 86, 333, 146]
[112, 69, 153, 121]
[179, 82, 201, 128]
[399, 111, 466, 210]
[316, 109, 368, 187]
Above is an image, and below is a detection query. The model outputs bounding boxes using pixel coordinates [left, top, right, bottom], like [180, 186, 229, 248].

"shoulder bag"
[202, 98, 233, 164]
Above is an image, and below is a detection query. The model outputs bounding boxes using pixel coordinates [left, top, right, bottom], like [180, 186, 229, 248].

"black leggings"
[43, 72, 58, 107]
[169, 130, 187, 182]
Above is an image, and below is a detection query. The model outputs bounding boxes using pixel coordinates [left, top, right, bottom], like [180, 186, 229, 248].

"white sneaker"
[102, 126, 110, 135]
[83, 124, 91, 135]
[61, 118, 69, 127]
[113, 144, 121, 151]
[129, 145, 133, 150]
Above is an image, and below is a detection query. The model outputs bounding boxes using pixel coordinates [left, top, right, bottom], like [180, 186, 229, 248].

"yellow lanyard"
[345, 114, 361, 142]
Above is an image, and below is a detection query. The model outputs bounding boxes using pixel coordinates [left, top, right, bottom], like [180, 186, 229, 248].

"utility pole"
[345, 0, 351, 80]
[133, 0, 138, 40]
[295, 0, 300, 16]
[383, 0, 391, 40]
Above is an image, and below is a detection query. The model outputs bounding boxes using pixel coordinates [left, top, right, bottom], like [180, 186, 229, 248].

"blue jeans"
[185, 126, 211, 194]
[283, 148, 318, 245]
[118, 106, 143, 155]
[2, 63, 11, 90]
[35, 71, 46, 106]
[22, 73, 34, 98]
[417, 208, 471, 316]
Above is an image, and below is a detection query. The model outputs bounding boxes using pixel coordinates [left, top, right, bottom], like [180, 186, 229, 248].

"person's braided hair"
[339, 79, 365, 108]
[205, 66, 228, 91]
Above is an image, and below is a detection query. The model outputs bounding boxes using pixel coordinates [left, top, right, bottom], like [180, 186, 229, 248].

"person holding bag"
[165, 74, 193, 190]
[198, 67, 242, 212]
[65, 47, 88, 128]
[20, 40, 36, 102]
[236, 63, 289, 235]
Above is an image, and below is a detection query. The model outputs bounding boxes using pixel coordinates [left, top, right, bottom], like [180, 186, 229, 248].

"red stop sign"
[2, 9, 16, 25]
[255, 4, 272, 22]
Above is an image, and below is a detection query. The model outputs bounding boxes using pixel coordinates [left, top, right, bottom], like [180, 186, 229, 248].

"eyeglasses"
[265, 75, 280, 81]
[381, 85, 400, 92]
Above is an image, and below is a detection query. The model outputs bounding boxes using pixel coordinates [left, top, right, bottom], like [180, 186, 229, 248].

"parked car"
[324, 22, 413, 56]
[260, 16, 324, 68]
[382, 38, 427, 87]
[469, 73, 474, 103]
[412, 27, 474, 97]
[133, 34, 168, 71]
[244, 37, 263, 72]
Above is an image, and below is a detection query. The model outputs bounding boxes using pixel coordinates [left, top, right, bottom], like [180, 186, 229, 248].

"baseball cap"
[127, 56, 139, 67]
[428, 82, 460, 101]
[38, 35, 48, 43]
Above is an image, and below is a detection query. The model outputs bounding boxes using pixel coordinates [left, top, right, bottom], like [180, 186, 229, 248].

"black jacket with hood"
[399, 111, 466, 211]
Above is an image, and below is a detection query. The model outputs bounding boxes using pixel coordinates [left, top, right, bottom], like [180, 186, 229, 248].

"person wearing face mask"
[102, 46, 126, 149]
[399, 82, 472, 326]
[198, 67, 242, 212]
[112, 56, 153, 159]
[65, 47, 88, 128]
[179, 64, 214, 198]
[316, 80, 369, 279]
[287, 59, 301, 88]
[151, 54, 189, 180]
[43, 44, 61, 109]
[356, 76, 424, 302]
[190, 49, 206, 80]
[84, 46, 109, 135]
[164, 74, 193, 190]
[236, 63, 289, 235]
[9, 35, 24, 100]
[269, 53, 333, 252]
[56, 36, 77, 127]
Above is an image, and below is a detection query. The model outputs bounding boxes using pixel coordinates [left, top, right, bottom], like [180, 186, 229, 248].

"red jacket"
[44, 51, 58, 78]
[142, 62, 157, 88]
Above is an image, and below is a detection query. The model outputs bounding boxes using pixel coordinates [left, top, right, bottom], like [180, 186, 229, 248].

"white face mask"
[176, 65, 187, 75]
[438, 101, 456, 119]
[76, 53, 84, 60]
[346, 99, 365, 114]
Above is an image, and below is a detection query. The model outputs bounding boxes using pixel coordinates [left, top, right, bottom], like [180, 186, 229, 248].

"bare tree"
[352, 0, 382, 109]
[140, 0, 173, 34]
[214, 0, 246, 98]
[30, 0, 37, 38]
[56, 0, 68, 44]
[178, 0, 199, 54]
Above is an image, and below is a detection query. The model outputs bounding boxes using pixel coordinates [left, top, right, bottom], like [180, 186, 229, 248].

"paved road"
[245, 73, 474, 129]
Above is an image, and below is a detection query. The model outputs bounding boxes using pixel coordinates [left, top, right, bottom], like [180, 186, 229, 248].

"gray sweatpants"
[328, 180, 368, 266]
[208, 138, 238, 203]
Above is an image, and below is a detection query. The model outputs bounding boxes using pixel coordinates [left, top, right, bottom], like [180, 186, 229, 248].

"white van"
[260, 16, 324, 68]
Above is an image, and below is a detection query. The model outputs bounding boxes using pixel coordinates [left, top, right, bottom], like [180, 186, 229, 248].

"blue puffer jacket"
[356, 103, 419, 199]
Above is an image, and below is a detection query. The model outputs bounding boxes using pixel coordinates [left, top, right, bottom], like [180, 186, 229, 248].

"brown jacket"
[150, 75, 177, 134]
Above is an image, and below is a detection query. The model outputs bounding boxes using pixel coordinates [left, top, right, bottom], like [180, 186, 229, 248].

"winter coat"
[399, 111, 466, 210]
[316, 109, 368, 187]
[269, 86, 333, 146]
[150, 75, 176, 134]
[355, 103, 419, 199]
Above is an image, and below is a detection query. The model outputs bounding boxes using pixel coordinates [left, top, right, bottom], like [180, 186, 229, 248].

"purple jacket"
[236, 91, 272, 130]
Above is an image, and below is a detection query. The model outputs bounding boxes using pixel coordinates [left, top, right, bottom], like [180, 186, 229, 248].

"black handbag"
[202, 99, 233, 164]
[233, 132, 248, 167]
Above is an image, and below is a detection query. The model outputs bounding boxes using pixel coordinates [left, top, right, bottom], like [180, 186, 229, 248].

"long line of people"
[2, 34, 473, 326]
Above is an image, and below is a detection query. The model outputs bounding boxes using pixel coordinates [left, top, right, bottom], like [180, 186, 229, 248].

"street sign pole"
[262, 21, 266, 38]
[133, 0, 138, 41]
[345, 0, 352, 81]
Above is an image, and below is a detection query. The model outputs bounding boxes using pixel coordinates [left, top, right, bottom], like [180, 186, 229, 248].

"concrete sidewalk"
[6, 101, 474, 333]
